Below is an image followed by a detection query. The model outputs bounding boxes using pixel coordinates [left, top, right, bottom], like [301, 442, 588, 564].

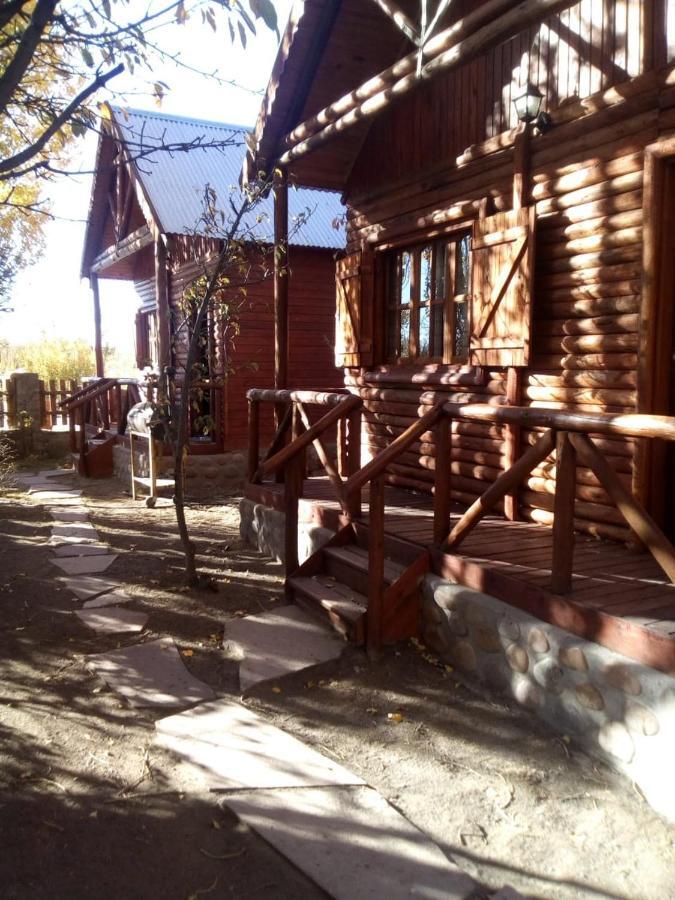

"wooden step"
[289, 574, 367, 644]
[323, 545, 406, 594]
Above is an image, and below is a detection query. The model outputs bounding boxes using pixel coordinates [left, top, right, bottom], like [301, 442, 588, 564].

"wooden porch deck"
[246, 477, 675, 674]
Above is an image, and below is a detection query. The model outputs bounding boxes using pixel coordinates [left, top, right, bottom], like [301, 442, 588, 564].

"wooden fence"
[39, 378, 80, 428]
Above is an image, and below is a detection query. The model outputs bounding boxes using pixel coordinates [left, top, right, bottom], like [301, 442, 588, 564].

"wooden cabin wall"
[342, 63, 675, 543]
[348, 0, 651, 197]
[169, 246, 340, 450]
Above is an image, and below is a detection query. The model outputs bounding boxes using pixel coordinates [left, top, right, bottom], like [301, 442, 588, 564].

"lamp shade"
[513, 84, 544, 123]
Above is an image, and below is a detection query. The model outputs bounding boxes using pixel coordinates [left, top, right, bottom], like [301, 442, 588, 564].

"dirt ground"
[1, 465, 674, 900]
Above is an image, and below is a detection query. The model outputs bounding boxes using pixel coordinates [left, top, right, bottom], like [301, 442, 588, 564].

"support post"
[247, 398, 260, 482]
[284, 454, 302, 578]
[551, 431, 577, 594]
[504, 367, 523, 520]
[346, 406, 362, 517]
[273, 167, 289, 429]
[90, 274, 105, 378]
[155, 237, 171, 370]
[433, 414, 451, 545]
[367, 473, 386, 659]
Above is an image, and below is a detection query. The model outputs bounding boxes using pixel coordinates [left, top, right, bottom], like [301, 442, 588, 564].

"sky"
[2, 0, 294, 361]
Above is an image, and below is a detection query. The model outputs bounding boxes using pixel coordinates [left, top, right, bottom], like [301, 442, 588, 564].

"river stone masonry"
[421, 575, 675, 822]
[238, 500, 675, 822]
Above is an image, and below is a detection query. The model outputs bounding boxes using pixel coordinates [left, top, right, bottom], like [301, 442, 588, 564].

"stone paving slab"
[49, 509, 90, 523]
[51, 555, 118, 575]
[223, 785, 478, 900]
[37, 468, 74, 478]
[50, 523, 100, 543]
[52, 544, 110, 558]
[223, 605, 344, 691]
[87, 637, 215, 708]
[30, 488, 82, 498]
[154, 698, 364, 790]
[57, 575, 120, 601]
[83, 589, 133, 608]
[75, 607, 149, 634]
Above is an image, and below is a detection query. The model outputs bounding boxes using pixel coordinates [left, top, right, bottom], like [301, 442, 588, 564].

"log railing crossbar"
[246, 390, 675, 654]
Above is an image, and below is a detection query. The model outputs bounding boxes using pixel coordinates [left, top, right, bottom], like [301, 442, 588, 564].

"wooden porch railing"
[60, 377, 142, 471]
[247, 388, 363, 573]
[247, 389, 675, 655]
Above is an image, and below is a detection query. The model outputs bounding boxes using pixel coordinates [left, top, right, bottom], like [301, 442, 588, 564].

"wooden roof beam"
[370, 0, 422, 46]
[280, 0, 575, 166]
[281, 0, 519, 152]
[90, 224, 153, 275]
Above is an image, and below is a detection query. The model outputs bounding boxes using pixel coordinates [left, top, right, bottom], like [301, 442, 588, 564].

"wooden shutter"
[469, 206, 535, 367]
[335, 249, 374, 368]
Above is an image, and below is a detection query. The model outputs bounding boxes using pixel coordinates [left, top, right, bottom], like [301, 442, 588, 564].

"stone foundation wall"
[2, 427, 71, 460]
[421, 576, 675, 822]
[114, 446, 246, 496]
[239, 497, 335, 564]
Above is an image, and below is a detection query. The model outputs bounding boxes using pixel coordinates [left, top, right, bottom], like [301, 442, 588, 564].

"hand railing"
[247, 388, 363, 574]
[438, 403, 675, 595]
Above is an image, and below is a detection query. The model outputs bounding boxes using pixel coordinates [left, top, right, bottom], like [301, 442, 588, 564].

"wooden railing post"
[347, 406, 362, 517]
[367, 472, 386, 659]
[79, 406, 87, 474]
[284, 454, 302, 578]
[551, 430, 577, 594]
[433, 414, 451, 545]
[292, 402, 307, 479]
[247, 398, 260, 482]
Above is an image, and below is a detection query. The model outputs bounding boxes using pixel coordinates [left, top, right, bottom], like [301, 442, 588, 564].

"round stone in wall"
[422, 596, 443, 625]
[472, 624, 502, 653]
[432, 583, 465, 612]
[465, 601, 490, 629]
[558, 644, 588, 671]
[533, 658, 565, 694]
[598, 721, 635, 763]
[448, 640, 477, 672]
[575, 683, 605, 711]
[512, 674, 543, 709]
[624, 702, 660, 736]
[505, 643, 529, 673]
[446, 610, 469, 637]
[601, 662, 642, 696]
[527, 627, 550, 654]
[497, 616, 520, 642]
[422, 623, 450, 655]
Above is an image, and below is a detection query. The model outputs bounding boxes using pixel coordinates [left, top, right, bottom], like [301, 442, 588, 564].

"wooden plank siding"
[336, 8, 675, 542]
[167, 246, 340, 450]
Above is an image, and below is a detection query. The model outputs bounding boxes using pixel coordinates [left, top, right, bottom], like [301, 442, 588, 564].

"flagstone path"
[19, 466, 522, 899]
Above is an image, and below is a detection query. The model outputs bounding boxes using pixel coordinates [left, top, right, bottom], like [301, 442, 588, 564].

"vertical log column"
[155, 236, 171, 370]
[273, 168, 289, 429]
[90, 274, 105, 378]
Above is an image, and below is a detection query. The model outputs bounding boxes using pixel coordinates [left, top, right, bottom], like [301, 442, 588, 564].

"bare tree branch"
[0, 0, 58, 118]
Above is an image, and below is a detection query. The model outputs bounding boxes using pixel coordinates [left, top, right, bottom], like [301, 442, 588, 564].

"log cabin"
[76, 105, 344, 487]
[241, 0, 675, 817]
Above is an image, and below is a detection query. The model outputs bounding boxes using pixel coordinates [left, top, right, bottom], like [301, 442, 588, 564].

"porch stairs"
[71, 428, 116, 477]
[287, 522, 428, 646]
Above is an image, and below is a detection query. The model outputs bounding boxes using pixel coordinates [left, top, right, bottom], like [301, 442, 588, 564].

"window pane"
[387, 310, 398, 358]
[434, 244, 447, 300]
[420, 246, 432, 304]
[432, 303, 444, 358]
[400, 307, 410, 358]
[455, 236, 470, 295]
[419, 306, 430, 357]
[455, 299, 469, 359]
[400, 251, 412, 305]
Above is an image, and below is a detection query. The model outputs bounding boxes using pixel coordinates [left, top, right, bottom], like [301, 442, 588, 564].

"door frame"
[636, 138, 675, 522]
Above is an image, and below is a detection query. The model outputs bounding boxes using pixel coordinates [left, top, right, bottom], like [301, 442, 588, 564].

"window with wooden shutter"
[469, 206, 535, 367]
[335, 249, 374, 368]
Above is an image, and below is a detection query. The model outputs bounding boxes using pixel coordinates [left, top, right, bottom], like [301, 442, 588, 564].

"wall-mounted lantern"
[513, 84, 552, 133]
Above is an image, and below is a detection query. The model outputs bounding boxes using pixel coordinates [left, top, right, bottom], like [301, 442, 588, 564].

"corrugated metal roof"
[109, 106, 345, 249]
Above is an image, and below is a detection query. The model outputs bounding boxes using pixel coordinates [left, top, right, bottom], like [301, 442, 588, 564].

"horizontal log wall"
[169, 247, 341, 450]
[343, 61, 675, 540]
